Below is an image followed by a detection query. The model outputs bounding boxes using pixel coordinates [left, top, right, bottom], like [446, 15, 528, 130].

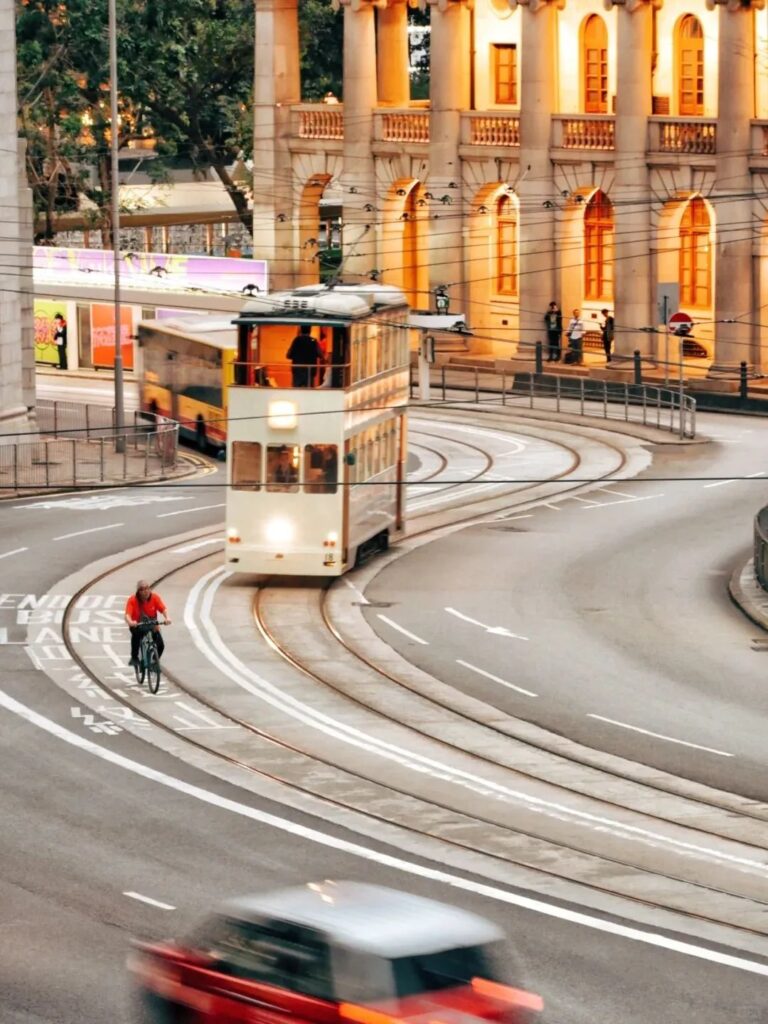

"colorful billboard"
[91, 304, 134, 369]
[34, 299, 67, 366]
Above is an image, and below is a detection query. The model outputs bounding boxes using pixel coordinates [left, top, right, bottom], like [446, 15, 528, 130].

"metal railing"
[754, 506, 768, 591]
[0, 409, 179, 495]
[410, 365, 696, 439]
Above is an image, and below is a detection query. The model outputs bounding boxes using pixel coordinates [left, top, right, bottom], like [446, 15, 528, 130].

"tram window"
[304, 444, 338, 494]
[266, 444, 300, 492]
[232, 441, 262, 490]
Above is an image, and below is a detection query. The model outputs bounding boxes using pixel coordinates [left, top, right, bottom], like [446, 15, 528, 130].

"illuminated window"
[583, 16, 608, 114]
[496, 195, 517, 296]
[231, 441, 261, 491]
[266, 444, 300, 492]
[304, 444, 338, 494]
[584, 190, 614, 301]
[679, 198, 711, 308]
[677, 15, 704, 117]
[492, 44, 517, 105]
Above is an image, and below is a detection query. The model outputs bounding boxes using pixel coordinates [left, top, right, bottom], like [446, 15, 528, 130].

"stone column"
[611, 0, 656, 360]
[711, 0, 762, 370]
[377, 0, 410, 107]
[340, 0, 378, 281]
[516, 0, 560, 354]
[0, 0, 32, 437]
[252, 0, 301, 289]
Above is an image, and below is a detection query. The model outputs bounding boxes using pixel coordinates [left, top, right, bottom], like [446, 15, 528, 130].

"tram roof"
[138, 316, 237, 350]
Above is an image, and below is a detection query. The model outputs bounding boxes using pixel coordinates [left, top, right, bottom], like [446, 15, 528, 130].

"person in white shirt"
[565, 308, 585, 364]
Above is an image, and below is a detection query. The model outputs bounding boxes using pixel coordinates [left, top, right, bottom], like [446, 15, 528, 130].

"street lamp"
[109, 0, 125, 453]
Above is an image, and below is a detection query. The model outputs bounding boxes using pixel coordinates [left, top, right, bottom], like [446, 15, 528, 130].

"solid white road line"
[702, 480, 737, 489]
[2, 688, 766, 976]
[376, 614, 429, 645]
[747, 471, 766, 478]
[123, 891, 176, 910]
[446, 607, 529, 640]
[53, 523, 124, 541]
[157, 503, 225, 518]
[171, 537, 224, 554]
[343, 578, 369, 606]
[587, 715, 733, 758]
[456, 659, 538, 698]
[0, 546, 28, 561]
[494, 514, 533, 522]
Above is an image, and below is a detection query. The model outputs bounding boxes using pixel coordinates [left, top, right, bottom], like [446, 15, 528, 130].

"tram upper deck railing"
[232, 359, 409, 391]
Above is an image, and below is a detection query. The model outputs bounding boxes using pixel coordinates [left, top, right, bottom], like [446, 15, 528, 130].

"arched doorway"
[679, 196, 711, 310]
[381, 179, 427, 307]
[582, 15, 608, 114]
[676, 15, 704, 117]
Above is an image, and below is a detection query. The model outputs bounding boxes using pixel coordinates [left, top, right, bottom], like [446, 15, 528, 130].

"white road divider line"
[344, 578, 369, 606]
[0, 546, 28, 561]
[53, 523, 124, 541]
[376, 615, 429, 645]
[747, 471, 766, 478]
[456, 659, 537, 698]
[123, 891, 176, 910]
[2, 688, 766, 977]
[171, 537, 225, 554]
[702, 480, 737, 489]
[493, 513, 533, 522]
[587, 715, 733, 758]
[597, 488, 637, 498]
[582, 494, 664, 509]
[157, 503, 225, 518]
[445, 607, 529, 640]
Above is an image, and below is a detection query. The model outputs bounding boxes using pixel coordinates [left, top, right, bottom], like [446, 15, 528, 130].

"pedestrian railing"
[754, 506, 768, 592]
[410, 364, 696, 440]
[0, 410, 179, 494]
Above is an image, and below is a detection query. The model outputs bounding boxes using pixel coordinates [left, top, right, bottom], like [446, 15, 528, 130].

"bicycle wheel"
[147, 643, 161, 694]
[138, 636, 149, 686]
[133, 656, 142, 685]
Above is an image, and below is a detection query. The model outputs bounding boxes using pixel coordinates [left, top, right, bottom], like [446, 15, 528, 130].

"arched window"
[677, 15, 704, 116]
[584, 190, 613, 301]
[679, 197, 711, 308]
[496, 195, 517, 295]
[583, 15, 608, 114]
[403, 185, 419, 306]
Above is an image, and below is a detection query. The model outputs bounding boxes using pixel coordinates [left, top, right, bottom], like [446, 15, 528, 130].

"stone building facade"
[1, 0, 33, 435]
[253, 0, 768, 370]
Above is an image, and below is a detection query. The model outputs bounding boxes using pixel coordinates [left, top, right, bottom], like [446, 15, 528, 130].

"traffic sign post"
[668, 311, 693, 440]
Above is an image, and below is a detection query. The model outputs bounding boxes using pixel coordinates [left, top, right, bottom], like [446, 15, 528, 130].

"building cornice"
[705, 0, 765, 10]
[602, 0, 662, 12]
[509, 0, 564, 11]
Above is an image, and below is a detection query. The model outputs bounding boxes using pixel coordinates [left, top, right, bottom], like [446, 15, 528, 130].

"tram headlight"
[268, 401, 298, 429]
[265, 517, 294, 547]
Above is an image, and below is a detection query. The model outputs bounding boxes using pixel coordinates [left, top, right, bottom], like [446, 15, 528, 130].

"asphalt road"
[0, 417, 767, 1022]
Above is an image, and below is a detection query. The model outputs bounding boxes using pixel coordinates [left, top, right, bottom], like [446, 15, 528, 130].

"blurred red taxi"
[130, 881, 543, 1024]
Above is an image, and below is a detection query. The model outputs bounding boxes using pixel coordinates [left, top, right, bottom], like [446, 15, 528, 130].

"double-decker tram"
[225, 285, 409, 576]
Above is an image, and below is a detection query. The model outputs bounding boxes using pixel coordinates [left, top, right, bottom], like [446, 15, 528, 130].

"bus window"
[266, 444, 300, 492]
[304, 444, 338, 494]
[232, 442, 262, 490]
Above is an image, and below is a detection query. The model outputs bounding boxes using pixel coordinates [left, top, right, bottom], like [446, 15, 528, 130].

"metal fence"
[411, 365, 696, 440]
[0, 403, 179, 494]
[754, 507, 768, 591]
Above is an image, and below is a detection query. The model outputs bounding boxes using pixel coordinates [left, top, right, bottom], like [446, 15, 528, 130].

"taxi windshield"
[390, 942, 507, 998]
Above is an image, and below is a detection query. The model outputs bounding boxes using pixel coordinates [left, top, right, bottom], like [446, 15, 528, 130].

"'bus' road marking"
[53, 523, 124, 541]
[376, 615, 428, 645]
[0, 546, 28, 561]
[123, 891, 176, 910]
[171, 537, 224, 554]
[456, 659, 537, 698]
[587, 714, 733, 757]
[445, 607, 529, 640]
[3, 689, 767, 977]
[157, 503, 226, 518]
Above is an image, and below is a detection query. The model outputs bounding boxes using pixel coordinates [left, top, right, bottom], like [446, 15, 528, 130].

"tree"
[299, 0, 342, 101]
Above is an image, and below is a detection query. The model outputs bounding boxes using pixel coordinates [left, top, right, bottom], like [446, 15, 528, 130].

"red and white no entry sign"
[668, 311, 694, 336]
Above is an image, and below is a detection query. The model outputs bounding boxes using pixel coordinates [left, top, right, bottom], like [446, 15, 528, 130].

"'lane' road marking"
[157, 503, 225, 518]
[123, 891, 176, 910]
[1, 688, 766, 977]
[376, 614, 428, 645]
[0, 546, 28, 561]
[457, 659, 537, 698]
[587, 714, 733, 757]
[53, 523, 124, 541]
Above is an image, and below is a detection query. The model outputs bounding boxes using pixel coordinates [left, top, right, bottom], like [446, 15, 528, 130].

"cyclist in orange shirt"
[124, 580, 171, 668]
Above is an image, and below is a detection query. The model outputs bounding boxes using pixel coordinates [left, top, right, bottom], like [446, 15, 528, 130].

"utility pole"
[109, 0, 125, 453]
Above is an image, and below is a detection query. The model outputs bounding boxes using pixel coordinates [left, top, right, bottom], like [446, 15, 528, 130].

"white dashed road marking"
[53, 523, 124, 541]
[456, 659, 538, 698]
[376, 615, 429, 645]
[157, 503, 226, 518]
[123, 891, 176, 911]
[587, 714, 733, 757]
[0, 547, 28, 561]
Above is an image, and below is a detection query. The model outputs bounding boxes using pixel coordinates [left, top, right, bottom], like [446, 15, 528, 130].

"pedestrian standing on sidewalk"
[544, 302, 562, 362]
[53, 313, 68, 370]
[601, 308, 615, 363]
[565, 309, 585, 365]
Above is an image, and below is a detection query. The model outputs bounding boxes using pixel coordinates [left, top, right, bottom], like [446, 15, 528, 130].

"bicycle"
[134, 617, 163, 694]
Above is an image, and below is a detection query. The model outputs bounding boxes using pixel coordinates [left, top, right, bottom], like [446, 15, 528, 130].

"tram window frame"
[231, 441, 263, 491]
[303, 444, 339, 494]
[266, 444, 300, 493]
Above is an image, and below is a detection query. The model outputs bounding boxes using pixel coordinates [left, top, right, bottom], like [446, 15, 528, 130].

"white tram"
[224, 285, 409, 576]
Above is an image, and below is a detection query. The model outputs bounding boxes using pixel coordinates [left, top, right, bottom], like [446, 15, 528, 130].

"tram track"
[46, 413, 768, 946]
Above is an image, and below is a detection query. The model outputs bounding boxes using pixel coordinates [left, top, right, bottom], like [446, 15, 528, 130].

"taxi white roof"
[221, 882, 504, 958]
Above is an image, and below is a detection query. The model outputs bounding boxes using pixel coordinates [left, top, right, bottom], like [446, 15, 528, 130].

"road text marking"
[587, 714, 733, 757]
[457, 659, 537, 698]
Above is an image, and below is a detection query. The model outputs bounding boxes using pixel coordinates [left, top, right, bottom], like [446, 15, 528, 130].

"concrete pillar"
[0, 0, 32, 437]
[611, 0, 655, 359]
[252, 0, 301, 289]
[712, 1, 759, 370]
[517, 0, 560, 355]
[340, 1, 378, 281]
[377, 1, 410, 107]
[426, 0, 471, 310]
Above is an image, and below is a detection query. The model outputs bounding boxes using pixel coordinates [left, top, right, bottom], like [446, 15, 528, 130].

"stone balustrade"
[650, 117, 717, 155]
[462, 112, 521, 147]
[294, 105, 344, 141]
[376, 110, 430, 144]
[552, 115, 615, 151]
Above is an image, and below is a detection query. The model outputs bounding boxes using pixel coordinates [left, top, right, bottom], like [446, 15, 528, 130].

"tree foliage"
[299, 0, 342, 101]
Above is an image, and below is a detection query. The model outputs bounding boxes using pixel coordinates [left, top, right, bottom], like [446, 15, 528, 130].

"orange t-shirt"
[125, 592, 167, 623]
